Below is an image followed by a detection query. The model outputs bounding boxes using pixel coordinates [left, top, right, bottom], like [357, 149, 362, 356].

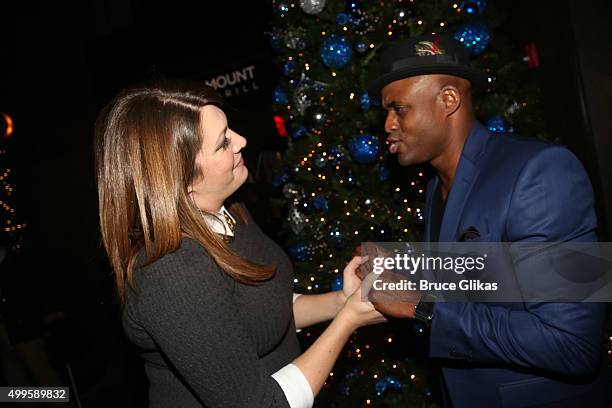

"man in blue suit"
[367, 34, 609, 407]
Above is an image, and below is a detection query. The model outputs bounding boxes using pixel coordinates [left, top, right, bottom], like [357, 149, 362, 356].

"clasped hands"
[341, 245, 422, 320]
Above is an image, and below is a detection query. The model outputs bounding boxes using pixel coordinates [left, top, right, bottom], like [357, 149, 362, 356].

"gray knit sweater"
[122, 209, 300, 408]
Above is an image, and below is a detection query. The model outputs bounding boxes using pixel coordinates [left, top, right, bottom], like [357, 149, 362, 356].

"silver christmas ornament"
[288, 204, 306, 234]
[299, 0, 326, 15]
[282, 183, 303, 199]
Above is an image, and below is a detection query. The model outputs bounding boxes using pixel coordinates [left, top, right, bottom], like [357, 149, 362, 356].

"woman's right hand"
[340, 273, 387, 329]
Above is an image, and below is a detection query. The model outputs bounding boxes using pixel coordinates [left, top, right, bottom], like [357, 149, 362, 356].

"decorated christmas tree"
[267, 0, 554, 406]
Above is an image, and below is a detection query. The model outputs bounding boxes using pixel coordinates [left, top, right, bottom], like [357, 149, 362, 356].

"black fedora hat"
[368, 34, 487, 99]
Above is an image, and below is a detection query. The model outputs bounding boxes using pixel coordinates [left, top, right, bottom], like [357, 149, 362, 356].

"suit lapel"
[438, 122, 490, 242]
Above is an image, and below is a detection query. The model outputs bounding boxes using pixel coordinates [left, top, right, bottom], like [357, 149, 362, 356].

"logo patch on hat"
[415, 40, 446, 56]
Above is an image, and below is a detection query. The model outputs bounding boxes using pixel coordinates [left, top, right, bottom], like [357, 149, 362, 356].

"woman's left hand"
[341, 255, 369, 301]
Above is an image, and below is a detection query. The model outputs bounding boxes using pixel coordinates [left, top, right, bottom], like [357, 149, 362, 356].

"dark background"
[0, 0, 610, 406]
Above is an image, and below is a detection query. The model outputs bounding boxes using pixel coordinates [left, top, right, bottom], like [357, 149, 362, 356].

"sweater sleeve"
[132, 243, 292, 408]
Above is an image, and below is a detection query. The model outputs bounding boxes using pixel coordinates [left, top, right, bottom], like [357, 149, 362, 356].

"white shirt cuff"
[272, 363, 314, 408]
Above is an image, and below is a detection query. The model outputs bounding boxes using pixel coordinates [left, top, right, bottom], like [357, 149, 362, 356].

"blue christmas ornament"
[283, 60, 298, 77]
[314, 154, 327, 168]
[454, 23, 490, 56]
[375, 378, 388, 396]
[336, 12, 349, 25]
[269, 32, 283, 52]
[273, 86, 288, 104]
[355, 42, 368, 53]
[320, 35, 352, 69]
[313, 195, 329, 211]
[379, 164, 391, 181]
[360, 92, 371, 110]
[348, 134, 380, 164]
[331, 275, 343, 291]
[460, 0, 487, 15]
[485, 115, 506, 133]
[291, 126, 309, 140]
[287, 243, 315, 262]
[386, 375, 402, 391]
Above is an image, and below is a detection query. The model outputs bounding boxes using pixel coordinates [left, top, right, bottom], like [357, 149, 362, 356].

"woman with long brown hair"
[94, 80, 385, 408]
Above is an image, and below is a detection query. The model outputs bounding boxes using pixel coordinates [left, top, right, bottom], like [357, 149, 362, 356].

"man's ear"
[439, 86, 461, 116]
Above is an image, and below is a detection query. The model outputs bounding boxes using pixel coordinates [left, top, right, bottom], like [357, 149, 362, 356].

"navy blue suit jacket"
[425, 122, 609, 407]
